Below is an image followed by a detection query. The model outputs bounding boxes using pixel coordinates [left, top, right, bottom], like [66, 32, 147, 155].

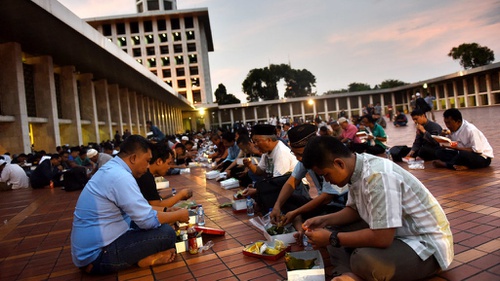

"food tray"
[242, 241, 290, 261]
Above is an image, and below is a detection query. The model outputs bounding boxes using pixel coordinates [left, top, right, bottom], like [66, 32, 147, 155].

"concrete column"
[473, 76, 481, 106]
[289, 103, 293, 123]
[277, 104, 282, 120]
[108, 84, 122, 135]
[242, 108, 246, 124]
[335, 99, 340, 118]
[78, 73, 99, 144]
[138, 94, 146, 135]
[300, 102, 305, 122]
[230, 108, 234, 126]
[462, 79, 469, 108]
[253, 107, 257, 124]
[452, 81, 459, 107]
[58, 66, 82, 145]
[265, 106, 270, 123]
[0, 42, 31, 154]
[357, 96, 363, 116]
[346, 98, 352, 117]
[94, 79, 112, 141]
[324, 99, 328, 121]
[443, 83, 450, 109]
[485, 73, 492, 105]
[218, 111, 222, 127]
[120, 88, 132, 133]
[26, 55, 60, 151]
[130, 92, 140, 135]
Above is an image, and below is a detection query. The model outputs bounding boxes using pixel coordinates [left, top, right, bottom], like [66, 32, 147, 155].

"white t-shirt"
[257, 141, 297, 177]
[0, 164, 30, 189]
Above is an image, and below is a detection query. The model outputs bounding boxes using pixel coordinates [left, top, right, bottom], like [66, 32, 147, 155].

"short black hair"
[361, 114, 375, 124]
[237, 134, 251, 146]
[302, 136, 351, 170]
[410, 109, 425, 117]
[149, 142, 173, 164]
[443, 108, 462, 122]
[119, 135, 150, 157]
[50, 153, 61, 160]
[221, 131, 236, 143]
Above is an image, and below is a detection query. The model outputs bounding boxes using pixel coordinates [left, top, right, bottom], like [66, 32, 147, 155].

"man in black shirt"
[30, 154, 62, 189]
[405, 109, 442, 160]
[136, 142, 192, 224]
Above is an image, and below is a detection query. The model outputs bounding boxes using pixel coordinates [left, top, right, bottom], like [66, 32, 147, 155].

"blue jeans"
[87, 224, 176, 274]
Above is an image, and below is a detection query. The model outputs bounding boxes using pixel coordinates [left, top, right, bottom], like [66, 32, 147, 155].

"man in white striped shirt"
[302, 136, 453, 281]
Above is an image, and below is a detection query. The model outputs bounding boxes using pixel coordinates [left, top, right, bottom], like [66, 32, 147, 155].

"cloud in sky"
[58, 0, 500, 101]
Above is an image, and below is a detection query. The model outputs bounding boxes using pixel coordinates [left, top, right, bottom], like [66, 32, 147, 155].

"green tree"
[214, 83, 240, 105]
[378, 79, 408, 89]
[242, 64, 316, 101]
[448, 43, 495, 69]
[348, 82, 371, 92]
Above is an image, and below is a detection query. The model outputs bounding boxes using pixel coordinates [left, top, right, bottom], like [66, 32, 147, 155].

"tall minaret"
[136, 0, 178, 13]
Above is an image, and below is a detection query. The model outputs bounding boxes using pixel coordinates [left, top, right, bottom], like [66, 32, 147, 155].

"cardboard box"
[286, 250, 325, 281]
[175, 236, 203, 253]
[249, 216, 297, 245]
[232, 199, 246, 212]
[177, 210, 197, 228]
[206, 170, 220, 180]
[220, 178, 240, 189]
[156, 181, 169, 190]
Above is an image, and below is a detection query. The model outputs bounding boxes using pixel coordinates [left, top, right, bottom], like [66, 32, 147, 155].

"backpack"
[389, 145, 412, 162]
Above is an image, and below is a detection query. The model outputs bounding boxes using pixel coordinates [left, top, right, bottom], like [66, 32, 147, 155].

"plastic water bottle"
[196, 204, 205, 226]
[385, 148, 393, 161]
[303, 234, 313, 251]
[246, 196, 254, 216]
[172, 188, 177, 196]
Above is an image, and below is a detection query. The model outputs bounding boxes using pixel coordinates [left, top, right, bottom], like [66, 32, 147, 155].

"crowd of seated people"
[5, 106, 494, 280]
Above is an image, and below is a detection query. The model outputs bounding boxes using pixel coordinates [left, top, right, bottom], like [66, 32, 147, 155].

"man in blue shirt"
[71, 135, 182, 274]
[217, 131, 240, 172]
[146, 120, 166, 142]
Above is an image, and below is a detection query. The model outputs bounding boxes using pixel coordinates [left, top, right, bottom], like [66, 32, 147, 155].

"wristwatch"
[329, 230, 340, 247]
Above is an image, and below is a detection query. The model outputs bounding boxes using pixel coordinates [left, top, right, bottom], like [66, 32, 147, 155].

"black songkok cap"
[252, 124, 276, 136]
[288, 124, 317, 148]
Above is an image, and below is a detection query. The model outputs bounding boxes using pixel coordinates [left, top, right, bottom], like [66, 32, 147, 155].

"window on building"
[186, 30, 195, 40]
[144, 20, 153, 32]
[162, 69, 171, 77]
[187, 43, 196, 52]
[157, 19, 166, 31]
[177, 79, 186, 88]
[161, 57, 170, 66]
[117, 23, 126, 34]
[132, 36, 141, 45]
[191, 78, 200, 87]
[165, 79, 172, 86]
[102, 24, 112, 36]
[136, 58, 142, 64]
[172, 32, 182, 41]
[185, 17, 194, 28]
[175, 56, 184, 65]
[133, 48, 142, 57]
[146, 47, 155, 56]
[171, 18, 180, 30]
[159, 33, 168, 43]
[130, 21, 139, 33]
[189, 66, 199, 75]
[118, 37, 127, 47]
[176, 68, 185, 77]
[192, 90, 202, 103]
[151, 69, 157, 76]
[145, 34, 154, 44]
[189, 54, 197, 64]
[174, 44, 183, 53]
[179, 92, 187, 99]
[137, 2, 144, 13]
[164, 0, 173, 10]
[147, 0, 159, 10]
[148, 58, 156, 68]
[160, 45, 169, 54]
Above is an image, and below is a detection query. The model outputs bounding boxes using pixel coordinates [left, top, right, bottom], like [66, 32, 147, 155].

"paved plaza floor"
[0, 107, 499, 281]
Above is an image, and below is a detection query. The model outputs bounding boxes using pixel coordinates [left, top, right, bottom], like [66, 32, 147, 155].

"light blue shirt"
[71, 156, 160, 267]
[223, 142, 240, 163]
[291, 161, 346, 195]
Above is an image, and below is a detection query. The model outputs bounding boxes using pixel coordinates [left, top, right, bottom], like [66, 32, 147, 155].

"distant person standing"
[146, 120, 165, 142]
[122, 129, 131, 140]
[424, 93, 436, 121]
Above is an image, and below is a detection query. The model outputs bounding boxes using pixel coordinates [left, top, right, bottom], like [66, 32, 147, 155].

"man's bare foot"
[138, 248, 176, 268]
[432, 160, 446, 168]
[453, 165, 469, 171]
[332, 272, 363, 281]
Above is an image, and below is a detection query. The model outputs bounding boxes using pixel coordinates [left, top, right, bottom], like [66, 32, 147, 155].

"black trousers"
[436, 148, 491, 169]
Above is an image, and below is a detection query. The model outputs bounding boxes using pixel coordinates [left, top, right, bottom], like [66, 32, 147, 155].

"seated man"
[224, 134, 262, 187]
[270, 124, 347, 240]
[302, 136, 454, 281]
[338, 117, 361, 147]
[405, 109, 442, 161]
[207, 133, 226, 164]
[242, 124, 300, 210]
[71, 135, 183, 274]
[0, 158, 30, 189]
[372, 113, 387, 128]
[434, 108, 493, 170]
[393, 110, 408, 127]
[352, 114, 388, 155]
[87, 148, 113, 176]
[30, 154, 63, 189]
[136, 142, 192, 224]
[173, 143, 192, 166]
[216, 131, 240, 172]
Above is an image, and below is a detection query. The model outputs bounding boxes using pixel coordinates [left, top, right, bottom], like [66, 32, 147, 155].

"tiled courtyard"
[0, 107, 499, 281]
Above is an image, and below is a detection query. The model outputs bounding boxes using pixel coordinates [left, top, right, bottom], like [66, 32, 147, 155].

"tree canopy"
[347, 82, 371, 92]
[448, 43, 495, 69]
[242, 64, 316, 102]
[377, 79, 408, 89]
[214, 83, 240, 105]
